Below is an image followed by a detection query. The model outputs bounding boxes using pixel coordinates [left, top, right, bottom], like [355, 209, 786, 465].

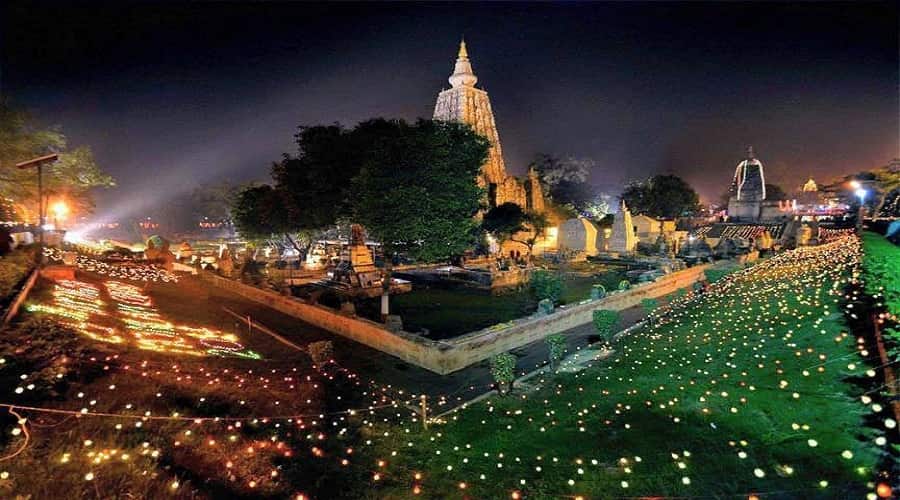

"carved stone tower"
[434, 40, 522, 206]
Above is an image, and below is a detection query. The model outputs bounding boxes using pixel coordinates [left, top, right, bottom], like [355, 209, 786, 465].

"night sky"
[2, 2, 898, 219]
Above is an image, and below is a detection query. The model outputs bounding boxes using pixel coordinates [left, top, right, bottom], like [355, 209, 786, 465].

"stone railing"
[199, 264, 709, 374]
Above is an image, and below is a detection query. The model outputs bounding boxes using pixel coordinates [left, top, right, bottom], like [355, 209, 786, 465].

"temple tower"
[434, 40, 521, 206]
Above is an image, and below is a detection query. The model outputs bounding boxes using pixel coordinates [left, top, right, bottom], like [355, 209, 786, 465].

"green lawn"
[861, 231, 900, 316]
[390, 271, 625, 339]
[362, 237, 884, 499]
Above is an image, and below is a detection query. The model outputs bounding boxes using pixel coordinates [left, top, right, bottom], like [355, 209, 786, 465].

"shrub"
[308, 341, 334, 366]
[592, 309, 620, 341]
[617, 279, 630, 291]
[531, 270, 562, 304]
[546, 334, 566, 369]
[490, 352, 517, 396]
[590, 284, 606, 300]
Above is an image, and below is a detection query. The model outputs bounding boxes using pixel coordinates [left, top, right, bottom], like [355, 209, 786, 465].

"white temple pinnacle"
[448, 39, 478, 88]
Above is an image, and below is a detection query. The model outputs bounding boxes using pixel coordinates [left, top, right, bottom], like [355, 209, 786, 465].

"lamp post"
[854, 188, 867, 232]
[15, 153, 59, 249]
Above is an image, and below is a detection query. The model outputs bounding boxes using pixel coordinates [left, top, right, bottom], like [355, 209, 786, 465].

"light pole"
[854, 188, 867, 232]
[15, 153, 59, 249]
[849, 180, 867, 233]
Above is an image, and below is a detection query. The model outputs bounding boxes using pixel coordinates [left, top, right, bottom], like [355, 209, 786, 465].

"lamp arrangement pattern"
[27, 279, 259, 359]
[356, 236, 891, 499]
[2, 237, 892, 499]
[43, 247, 179, 283]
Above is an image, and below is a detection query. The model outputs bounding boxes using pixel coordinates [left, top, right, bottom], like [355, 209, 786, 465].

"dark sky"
[2, 2, 898, 218]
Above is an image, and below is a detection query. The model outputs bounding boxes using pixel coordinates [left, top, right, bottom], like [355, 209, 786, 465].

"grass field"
[389, 271, 626, 339]
[861, 231, 900, 317]
[361, 237, 886, 499]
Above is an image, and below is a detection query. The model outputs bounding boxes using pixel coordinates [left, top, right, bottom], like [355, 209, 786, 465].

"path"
[177, 275, 647, 401]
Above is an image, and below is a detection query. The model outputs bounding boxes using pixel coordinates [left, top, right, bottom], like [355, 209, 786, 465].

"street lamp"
[15, 153, 59, 248]
[51, 200, 69, 230]
[854, 187, 867, 232]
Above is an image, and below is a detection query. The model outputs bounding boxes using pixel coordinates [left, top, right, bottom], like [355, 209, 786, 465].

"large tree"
[272, 124, 366, 230]
[0, 98, 114, 221]
[620, 174, 700, 225]
[530, 154, 599, 215]
[351, 118, 488, 317]
[231, 184, 295, 248]
[351, 118, 488, 262]
[482, 202, 528, 250]
[482, 202, 548, 262]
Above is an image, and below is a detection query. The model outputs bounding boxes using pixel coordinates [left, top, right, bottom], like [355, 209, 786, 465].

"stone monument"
[433, 40, 546, 211]
[727, 146, 767, 221]
[331, 224, 381, 292]
[607, 200, 636, 254]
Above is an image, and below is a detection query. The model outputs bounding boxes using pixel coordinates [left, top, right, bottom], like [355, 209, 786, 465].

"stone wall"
[199, 265, 709, 374]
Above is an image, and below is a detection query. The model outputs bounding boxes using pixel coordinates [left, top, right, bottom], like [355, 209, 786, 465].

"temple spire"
[448, 38, 478, 88]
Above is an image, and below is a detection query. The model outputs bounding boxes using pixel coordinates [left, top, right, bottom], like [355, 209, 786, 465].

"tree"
[482, 202, 528, 251]
[351, 118, 489, 317]
[546, 334, 567, 370]
[583, 194, 612, 220]
[351, 118, 487, 262]
[273, 124, 366, 230]
[531, 270, 563, 304]
[490, 352, 517, 396]
[592, 309, 620, 342]
[764, 183, 788, 201]
[0, 98, 113, 221]
[231, 184, 296, 250]
[191, 182, 242, 224]
[620, 174, 700, 231]
[482, 203, 549, 262]
[530, 154, 599, 214]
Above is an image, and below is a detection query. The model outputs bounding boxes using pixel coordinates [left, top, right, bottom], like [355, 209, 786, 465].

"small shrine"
[315, 224, 411, 299]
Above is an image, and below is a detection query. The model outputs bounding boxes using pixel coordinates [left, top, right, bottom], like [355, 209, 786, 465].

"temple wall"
[199, 264, 708, 374]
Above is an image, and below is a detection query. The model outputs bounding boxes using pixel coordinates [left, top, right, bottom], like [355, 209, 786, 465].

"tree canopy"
[530, 154, 604, 216]
[232, 118, 489, 263]
[0, 98, 114, 220]
[620, 174, 700, 219]
[481, 202, 528, 246]
[764, 183, 788, 201]
[231, 184, 292, 243]
[351, 118, 488, 262]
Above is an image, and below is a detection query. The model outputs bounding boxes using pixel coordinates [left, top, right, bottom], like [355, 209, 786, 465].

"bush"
[592, 309, 620, 342]
[546, 334, 566, 368]
[617, 279, 630, 291]
[308, 340, 334, 366]
[531, 270, 562, 304]
[590, 284, 606, 300]
[490, 352, 517, 395]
